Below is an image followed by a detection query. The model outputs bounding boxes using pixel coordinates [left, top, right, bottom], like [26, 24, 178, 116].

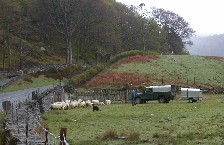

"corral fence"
[63, 86, 135, 103]
[71, 89, 130, 103]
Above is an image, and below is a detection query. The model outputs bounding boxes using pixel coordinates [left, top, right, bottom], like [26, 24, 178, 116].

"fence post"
[26, 123, 28, 145]
[125, 83, 129, 103]
[11, 103, 13, 121]
[44, 128, 49, 145]
[60, 127, 67, 145]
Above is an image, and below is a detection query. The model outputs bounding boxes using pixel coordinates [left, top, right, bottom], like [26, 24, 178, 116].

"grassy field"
[114, 55, 224, 86]
[0, 75, 61, 92]
[88, 55, 224, 88]
[42, 93, 224, 145]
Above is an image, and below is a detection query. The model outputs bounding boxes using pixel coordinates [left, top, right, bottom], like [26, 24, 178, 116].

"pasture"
[87, 55, 224, 88]
[42, 93, 224, 145]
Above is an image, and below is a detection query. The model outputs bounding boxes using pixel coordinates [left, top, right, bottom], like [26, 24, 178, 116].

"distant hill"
[187, 34, 224, 56]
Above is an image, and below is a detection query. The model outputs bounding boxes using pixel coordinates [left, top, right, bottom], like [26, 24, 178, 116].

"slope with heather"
[86, 55, 224, 90]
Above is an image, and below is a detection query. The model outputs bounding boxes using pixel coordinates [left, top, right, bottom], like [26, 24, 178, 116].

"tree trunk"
[64, 1, 73, 65]
[66, 33, 72, 65]
[76, 38, 80, 64]
[2, 49, 5, 73]
[19, 40, 23, 70]
[8, 44, 11, 69]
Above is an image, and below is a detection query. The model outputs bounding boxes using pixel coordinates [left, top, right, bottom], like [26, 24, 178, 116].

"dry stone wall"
[3, 85, 65, 145]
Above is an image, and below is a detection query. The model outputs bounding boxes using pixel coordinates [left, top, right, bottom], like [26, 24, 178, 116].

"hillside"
[0, 0, 194, 70]
[86, 55, 224, 90]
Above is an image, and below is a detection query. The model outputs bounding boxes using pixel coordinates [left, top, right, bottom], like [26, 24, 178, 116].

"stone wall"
[3, 85, 65, 145]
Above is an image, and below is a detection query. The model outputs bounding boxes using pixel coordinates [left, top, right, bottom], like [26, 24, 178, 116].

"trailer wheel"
[135, 98, 142, 104]
[158, 97, 165, 103]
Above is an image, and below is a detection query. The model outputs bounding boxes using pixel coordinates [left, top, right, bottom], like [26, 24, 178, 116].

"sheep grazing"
[86, 100, 93, 107]
[79, 101, 86, 108]
[99, 102, 105, 105]
[61, 101, 69, 110]
[105, 100, 111, 105]
[77, 99, 82, 103]
[92, 100, 100, 105]
[51, 102, 63, 110]
[70, 101, 79, 108]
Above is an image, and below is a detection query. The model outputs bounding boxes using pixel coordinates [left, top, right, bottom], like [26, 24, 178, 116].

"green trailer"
[134, 85, 176, 104]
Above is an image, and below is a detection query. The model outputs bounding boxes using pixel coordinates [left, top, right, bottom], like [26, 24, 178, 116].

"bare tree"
[46, 0, 94, 65]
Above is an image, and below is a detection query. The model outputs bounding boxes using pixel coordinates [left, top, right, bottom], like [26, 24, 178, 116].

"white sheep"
[105, 100, 111, 105]
[61, 101, 69, 110]
[70, 100, 79, 108]
[51, 102, 63, 110]
[85, 100, 93, 107]
[99, 102, 105, 105]
[92, 100, 100, 105]
[77, 99, 82, 103]
[79, 101, 86, 108]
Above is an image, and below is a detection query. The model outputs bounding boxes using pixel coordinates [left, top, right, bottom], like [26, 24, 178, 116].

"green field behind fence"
[113, 55, 224, 86]
[43, 93, 224, 145]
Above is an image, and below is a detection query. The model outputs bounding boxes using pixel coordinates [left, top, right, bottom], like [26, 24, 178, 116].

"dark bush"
[49, 66, 57, 73]
[23, 77, 33, 83]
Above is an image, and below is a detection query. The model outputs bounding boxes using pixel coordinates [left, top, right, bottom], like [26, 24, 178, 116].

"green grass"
[43, 93, 224, 145]
[0, 112, 6, 145]
[1, 75, 60, 92]
[114, 55, 224, 86]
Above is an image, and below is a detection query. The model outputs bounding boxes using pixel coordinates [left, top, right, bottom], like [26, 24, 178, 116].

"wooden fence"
[69, 89, 130, 103]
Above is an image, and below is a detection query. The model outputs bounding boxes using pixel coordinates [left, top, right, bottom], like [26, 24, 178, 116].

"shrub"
[72, 65, 104, 86]
[128, 130, 140, 141]
[49, 66, 57, 73]
[101, 129, 117, 140]
[23, 77, 33, 83]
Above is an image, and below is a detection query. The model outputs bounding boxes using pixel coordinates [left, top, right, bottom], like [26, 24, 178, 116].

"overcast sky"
[116, 0, 224, 36]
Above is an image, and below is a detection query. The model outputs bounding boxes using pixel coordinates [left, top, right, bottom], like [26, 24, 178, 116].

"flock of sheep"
[50, 99, 111, 110]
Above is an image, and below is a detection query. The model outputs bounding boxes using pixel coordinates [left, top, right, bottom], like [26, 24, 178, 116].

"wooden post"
[125, 83, 129, 103]
[60, 127, 67, 145]
[26, 123, 28, 145]
[11, 103, 13, 121]
[44, 128, 49, 145]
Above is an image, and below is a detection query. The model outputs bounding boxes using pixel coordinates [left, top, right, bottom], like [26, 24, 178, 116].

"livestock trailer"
[181, 88, 203, 103]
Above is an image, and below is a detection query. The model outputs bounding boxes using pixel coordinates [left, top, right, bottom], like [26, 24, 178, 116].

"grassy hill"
[86, 55, 224, 90]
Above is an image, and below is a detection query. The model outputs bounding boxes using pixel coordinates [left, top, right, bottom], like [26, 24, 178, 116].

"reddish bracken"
[203, 56, 224, 61]
[86, 55, 160, 88]
[117, 54, 159, 64]
[86, 72, 159, 88]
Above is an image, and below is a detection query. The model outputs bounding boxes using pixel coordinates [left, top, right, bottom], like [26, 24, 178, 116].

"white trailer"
[181, 88, 203, 103]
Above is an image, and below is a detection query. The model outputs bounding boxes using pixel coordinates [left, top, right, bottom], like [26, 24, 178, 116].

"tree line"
[0, 0, 195, 70]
